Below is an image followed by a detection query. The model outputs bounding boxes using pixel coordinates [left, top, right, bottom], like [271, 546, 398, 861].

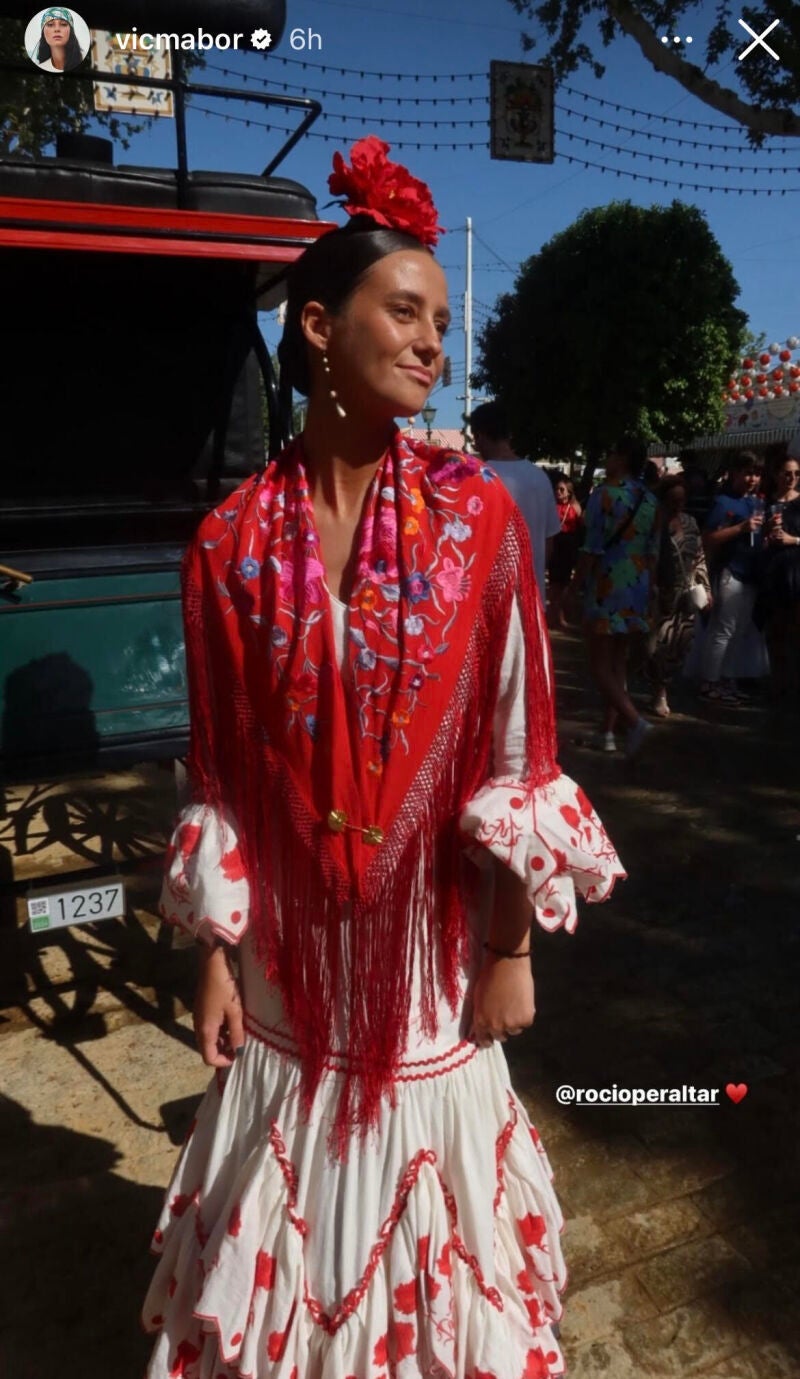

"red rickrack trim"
[267, 1123, 506, 1337]
[268, 1123, 310, 1240]
[493, 1093, 518, 1213]
[244, 1010, 478, 1082]
[435, 1170, 504, 1312]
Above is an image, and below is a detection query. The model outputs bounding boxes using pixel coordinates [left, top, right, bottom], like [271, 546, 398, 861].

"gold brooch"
[326, 810, 383, 846]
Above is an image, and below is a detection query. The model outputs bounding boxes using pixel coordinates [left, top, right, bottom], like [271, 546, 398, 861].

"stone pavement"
[0, 636, 798, 1379]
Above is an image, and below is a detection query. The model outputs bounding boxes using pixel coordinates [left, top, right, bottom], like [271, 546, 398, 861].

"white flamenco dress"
[144, 598, 624, 1379]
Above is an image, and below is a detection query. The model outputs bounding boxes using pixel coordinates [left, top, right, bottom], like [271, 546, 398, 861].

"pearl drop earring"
[321, 351, 347, 419]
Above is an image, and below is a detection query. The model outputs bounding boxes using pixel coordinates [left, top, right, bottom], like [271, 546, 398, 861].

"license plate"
[27, 880, 126, 933]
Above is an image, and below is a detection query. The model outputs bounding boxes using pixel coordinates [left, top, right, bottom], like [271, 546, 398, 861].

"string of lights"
[203, 61, 797, 152]
[556, 103, 799, 155]
[560, 128, 794, 174]
[257, 54, 790, 136]
[192, 103, 800, 192]
[204, 59, 486, 103]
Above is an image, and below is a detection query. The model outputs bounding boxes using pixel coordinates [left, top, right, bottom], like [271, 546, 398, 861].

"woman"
[699, 450, 765, 705]
[143, 139, 624, 1379]
[758, 445, 800, 696]
[567, 437, 660, 756]
[546, 476, 582, 630]
[770, 453, 800, 509]
[646, 475, 711, 716]
[29, 7, 86, 72]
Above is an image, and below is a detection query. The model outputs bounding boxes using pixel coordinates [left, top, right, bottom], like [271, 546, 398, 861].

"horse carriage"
[0, 0, 333, 920]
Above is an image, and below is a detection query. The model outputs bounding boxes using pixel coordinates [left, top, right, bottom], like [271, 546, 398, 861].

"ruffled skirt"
[143, 1022, 566, 1379]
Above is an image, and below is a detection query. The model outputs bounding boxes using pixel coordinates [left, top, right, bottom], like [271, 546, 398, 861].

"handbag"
[672, 530, 709, 611]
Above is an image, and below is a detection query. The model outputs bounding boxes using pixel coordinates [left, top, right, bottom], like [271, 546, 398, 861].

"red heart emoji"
[725, 1082, 748, 1104]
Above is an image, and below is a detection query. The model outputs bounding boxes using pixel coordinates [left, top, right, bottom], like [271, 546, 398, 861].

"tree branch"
[608, 0, 800, 137]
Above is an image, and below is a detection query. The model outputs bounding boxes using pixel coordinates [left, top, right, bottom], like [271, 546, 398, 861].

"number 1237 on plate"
[27, 881, 126, 932]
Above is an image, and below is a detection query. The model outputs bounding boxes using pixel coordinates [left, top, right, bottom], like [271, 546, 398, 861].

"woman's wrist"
[483, 941, 531, 960]
[197, 932, 238, 965]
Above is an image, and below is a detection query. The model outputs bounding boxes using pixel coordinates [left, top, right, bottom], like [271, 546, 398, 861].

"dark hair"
[467, 401, 510, 442]
[278, 215, 429, 397]
[658, 473, 687, 502]
[729, 449, 763, 474]
[37, 24, 84, 69]
[642, 459, 661, 489]
[611, 435, 648, 479]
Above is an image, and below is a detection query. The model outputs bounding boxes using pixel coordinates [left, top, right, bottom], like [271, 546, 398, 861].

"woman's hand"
[469, 956, 535, 1047]
[769, 528, 799, 548]
[194, 942, 245, 1067]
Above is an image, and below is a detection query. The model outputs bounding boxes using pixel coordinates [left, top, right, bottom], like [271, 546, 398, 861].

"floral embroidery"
[198, 435, 493, 768]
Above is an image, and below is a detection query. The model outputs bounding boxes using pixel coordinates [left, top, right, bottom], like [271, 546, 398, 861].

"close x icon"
[737, 16, 781, 62]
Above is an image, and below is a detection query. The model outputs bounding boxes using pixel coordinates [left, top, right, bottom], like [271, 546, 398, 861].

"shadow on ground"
[0, 1094, 163, 1379]
[505, 631, 800, 1369]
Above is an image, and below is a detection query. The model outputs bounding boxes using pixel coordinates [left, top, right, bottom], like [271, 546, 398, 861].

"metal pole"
[464, 216, 473, 441]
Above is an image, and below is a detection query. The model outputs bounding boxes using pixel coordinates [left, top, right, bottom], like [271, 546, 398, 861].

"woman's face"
[556, 482, 569, 503]
[777, 462, 800, 491]
[321, 250, 448, 420]
[43, 18, 71, 47]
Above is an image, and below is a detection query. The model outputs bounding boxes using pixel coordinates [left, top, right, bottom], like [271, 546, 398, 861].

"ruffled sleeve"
[159, 804, 250, 944]
[459, 598, 625, 932]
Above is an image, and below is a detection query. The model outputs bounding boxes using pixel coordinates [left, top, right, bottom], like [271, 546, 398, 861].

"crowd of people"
[542, 435, 800, 746]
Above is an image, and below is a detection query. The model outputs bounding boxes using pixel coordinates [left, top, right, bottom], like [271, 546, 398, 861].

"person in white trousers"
[700, 451, 765, 705]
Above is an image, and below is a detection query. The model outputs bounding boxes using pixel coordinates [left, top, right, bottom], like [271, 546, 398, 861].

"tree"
[473, 200, 747, 469]
[506, 0, 800, 140]
[0, 19, 203, 156]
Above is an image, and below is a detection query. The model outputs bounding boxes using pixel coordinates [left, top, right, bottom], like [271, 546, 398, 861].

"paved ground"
[0, 636, 798, 1379]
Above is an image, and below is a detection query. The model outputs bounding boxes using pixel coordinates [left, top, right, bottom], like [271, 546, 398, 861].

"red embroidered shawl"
[182, 430, 558, 1153]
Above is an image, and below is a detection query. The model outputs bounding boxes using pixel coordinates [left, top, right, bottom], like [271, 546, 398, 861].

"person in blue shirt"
[699, 450, 765, 704]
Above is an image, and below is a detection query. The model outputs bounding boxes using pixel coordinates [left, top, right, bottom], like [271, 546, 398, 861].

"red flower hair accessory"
[328, 136, 444, 249]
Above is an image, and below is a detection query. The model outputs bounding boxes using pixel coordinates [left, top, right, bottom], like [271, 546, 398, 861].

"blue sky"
[86, 0, 799, 429]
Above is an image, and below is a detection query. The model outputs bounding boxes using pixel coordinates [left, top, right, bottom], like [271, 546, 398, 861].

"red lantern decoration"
[790, 382, 800, 394]
[744, 389, 754, 400]
[780, 349, 792, 362]
[774, 386, 784, 397]
[759, 352, 771, 366]
[791, 365, 800, 378]
[759, 387, 769, 397]
[756, 373, 767, 384]
[742, 357, 755, 370]
[772, 368, 783, 381]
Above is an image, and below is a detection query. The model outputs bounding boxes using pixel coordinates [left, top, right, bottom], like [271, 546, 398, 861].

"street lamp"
[421, 402, 436, 442]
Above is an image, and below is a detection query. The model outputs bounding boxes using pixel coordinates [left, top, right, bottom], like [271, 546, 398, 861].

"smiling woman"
[26, 6, 89, 71]
[143, 137, 624, 1379]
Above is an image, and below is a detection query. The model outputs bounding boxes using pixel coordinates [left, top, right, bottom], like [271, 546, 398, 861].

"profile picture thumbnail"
[25, 7, 90, 73]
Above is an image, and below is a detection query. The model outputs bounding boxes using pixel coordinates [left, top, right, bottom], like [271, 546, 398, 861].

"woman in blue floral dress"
[568, 437, 660, 755]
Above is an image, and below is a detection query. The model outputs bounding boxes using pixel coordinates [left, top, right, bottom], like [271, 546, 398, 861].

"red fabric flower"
[267, 1330, 288, 1362]
[220, 845, 246, 882]
[518, 1213, 547, 1249]
[169, 1340, 202, 1377]
[328, 136, 444, 248]
[524, 1348, 557, 1379]
[254, 1250, 276, 1290]
[393, 1279, 418, 1314]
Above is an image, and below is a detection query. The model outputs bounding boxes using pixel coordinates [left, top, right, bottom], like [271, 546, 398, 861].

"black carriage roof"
[0, 0, 333, 284]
